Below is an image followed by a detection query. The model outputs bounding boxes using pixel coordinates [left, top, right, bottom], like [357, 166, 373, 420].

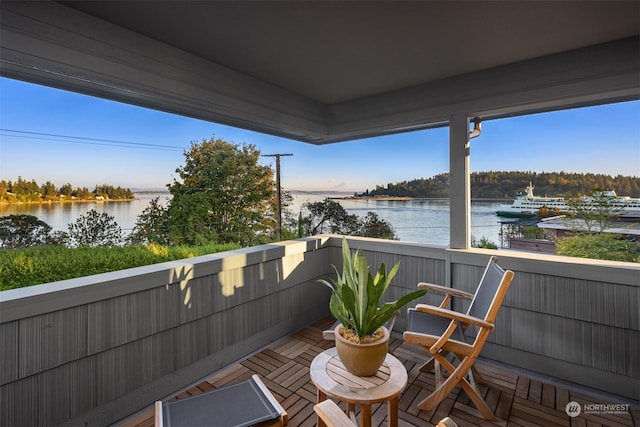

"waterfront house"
[1, 2, 638, 426]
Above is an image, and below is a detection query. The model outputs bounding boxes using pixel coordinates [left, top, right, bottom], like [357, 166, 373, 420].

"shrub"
[0, 242, 240, 290]
[471, 236, 498, 249]
[556, 234, 639, 263]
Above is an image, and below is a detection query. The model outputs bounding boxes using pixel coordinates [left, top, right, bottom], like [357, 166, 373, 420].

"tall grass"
[0, 243, 240, 290]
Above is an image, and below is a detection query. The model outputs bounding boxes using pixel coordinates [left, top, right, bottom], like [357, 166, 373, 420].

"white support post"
[449, 114, 471, 249]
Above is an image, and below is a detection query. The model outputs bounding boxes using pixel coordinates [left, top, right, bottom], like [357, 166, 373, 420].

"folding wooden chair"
[155, 374, 287, 427]
[403, 256, 514, 420]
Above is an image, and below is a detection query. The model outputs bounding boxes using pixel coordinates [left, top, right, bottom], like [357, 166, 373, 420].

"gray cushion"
[161, 377, 280, 427]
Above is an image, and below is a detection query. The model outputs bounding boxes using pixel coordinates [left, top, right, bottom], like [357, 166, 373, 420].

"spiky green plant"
[318, 238, 428, 339]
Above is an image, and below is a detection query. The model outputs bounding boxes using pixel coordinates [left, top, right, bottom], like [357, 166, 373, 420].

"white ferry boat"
[496, 183, 640, 218]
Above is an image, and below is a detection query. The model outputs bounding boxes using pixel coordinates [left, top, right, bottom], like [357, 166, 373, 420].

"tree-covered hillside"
[361, 171, 640, 199]
[0, 177, 134, 202]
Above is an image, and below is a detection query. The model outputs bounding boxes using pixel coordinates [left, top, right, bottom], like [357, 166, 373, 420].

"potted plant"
[319, 238, 428, 376]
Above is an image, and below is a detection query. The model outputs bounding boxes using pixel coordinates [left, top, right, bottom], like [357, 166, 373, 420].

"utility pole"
[262, 153, 293, 239]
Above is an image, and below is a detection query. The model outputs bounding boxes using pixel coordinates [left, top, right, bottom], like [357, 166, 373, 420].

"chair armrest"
[414, 304, 494, 330]
[314, 400, 355, 427]
[417, 283, 474, 299]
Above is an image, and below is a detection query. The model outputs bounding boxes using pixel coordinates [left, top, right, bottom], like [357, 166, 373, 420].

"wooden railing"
[1, 236, 638, 426]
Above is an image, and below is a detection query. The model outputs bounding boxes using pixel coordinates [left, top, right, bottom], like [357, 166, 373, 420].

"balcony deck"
[118, 317, 638, 427]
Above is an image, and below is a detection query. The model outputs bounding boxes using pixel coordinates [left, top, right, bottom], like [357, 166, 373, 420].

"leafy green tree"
[129, 197, 170, 245]
[166, 137, 276, 246]
[300, 198, 360, 236]
[67, 209, 123, 247]
[556, 189, 635, 262]
[498, 222, 549, 248]
[557, 234, 638, 262]
[564, 189, 625, 233]
[357, 212, 397, 239]
[299, 199, 397, 240]
[0, 215, 52, 248]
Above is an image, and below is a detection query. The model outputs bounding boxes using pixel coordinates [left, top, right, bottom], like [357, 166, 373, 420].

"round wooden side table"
[310, 347, 408, 427]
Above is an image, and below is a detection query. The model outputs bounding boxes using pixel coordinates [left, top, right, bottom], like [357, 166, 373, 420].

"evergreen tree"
[59, 183, 73, 197]
[41, 181, 58, 201]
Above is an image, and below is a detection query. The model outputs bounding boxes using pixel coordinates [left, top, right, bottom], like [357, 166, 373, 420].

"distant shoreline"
[331, 196, 510, 202]
[332, 196, 414, 201]
[0, 198, 135, 205]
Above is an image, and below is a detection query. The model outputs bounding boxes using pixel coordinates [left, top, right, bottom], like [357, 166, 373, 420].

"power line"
[0, 129, 185, 151]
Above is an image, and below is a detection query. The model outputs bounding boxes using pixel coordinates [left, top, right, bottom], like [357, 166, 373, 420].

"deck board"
[116, 318, 638, 427]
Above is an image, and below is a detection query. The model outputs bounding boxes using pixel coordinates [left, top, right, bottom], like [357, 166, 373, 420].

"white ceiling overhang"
[1, 1, 638, 144]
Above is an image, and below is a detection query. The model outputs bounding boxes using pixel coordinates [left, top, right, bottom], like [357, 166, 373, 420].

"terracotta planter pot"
[334, 324, 390, 377]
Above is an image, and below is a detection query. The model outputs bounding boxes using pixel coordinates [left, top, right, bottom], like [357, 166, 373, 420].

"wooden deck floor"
[118, 318, 638, 427]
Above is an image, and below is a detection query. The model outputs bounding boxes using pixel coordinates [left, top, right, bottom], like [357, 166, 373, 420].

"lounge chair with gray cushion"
[155, 374, 287, 427]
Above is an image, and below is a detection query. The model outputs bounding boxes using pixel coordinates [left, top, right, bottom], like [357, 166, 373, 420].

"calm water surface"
[290, 193, 503, 246]
[0, 192, 504, 246]
[0, 193, 171, 234]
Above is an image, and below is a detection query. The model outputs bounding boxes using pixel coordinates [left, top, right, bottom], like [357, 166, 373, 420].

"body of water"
[0, 193, 172, 235]
[290, 193, 503, 246]
[0, 192, 504, 247]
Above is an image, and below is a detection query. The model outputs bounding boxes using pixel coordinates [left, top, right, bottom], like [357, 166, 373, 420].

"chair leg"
[434, 358, 443, 387]
[419, 350, 452, 373]
[471, 366, 486, 385]
[454, 352, 486, 385]
[419, 356, 435, 373]
[417, 354, 495, 421]
[458, 378, 493, 420]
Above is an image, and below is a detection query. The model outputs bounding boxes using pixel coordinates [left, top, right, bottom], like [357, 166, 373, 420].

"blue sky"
[1, 77, 638, 192]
